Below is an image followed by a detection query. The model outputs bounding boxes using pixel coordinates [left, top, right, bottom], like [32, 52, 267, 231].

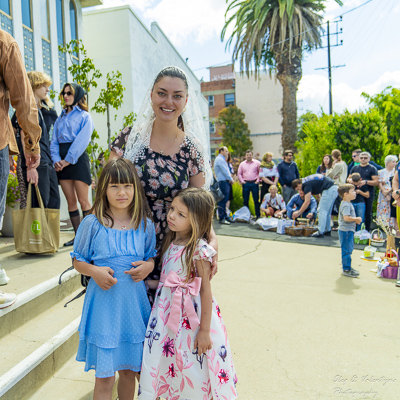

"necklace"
[153, 131, 179, 155]
[111, 213, 130, 230]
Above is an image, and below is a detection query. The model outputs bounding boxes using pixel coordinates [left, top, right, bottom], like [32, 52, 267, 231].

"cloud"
[141, 0, 227, 46]
[298, 71, 400, 115]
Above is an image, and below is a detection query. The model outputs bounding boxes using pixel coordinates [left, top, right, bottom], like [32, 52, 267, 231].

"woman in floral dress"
[377, 155, 397, 227]
[110, 66, 216, 292]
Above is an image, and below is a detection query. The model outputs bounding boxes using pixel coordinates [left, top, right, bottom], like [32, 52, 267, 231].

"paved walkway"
[1, 231, 400, 399]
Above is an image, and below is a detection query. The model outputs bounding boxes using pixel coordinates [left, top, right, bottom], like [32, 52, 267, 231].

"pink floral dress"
[138, 240, 238, 400]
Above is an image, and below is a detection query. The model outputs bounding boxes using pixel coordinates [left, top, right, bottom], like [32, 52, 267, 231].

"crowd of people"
[0, 32, 238, 399]
[214, 147, 399, 240]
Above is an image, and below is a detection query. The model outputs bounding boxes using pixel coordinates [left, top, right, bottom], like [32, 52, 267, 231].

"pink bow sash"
[161, 270, 201, 334]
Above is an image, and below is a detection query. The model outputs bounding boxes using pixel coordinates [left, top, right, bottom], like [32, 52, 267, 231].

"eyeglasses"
[62, 91, 72, 97]
[352, 155, 358, 158]
[360, 157, 369, 159]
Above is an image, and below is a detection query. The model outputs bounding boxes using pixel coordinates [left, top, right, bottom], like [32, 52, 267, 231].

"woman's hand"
[125, 259, 155, 282]
[27, 168, 39, 186]
[92, 267, 117, 290]
[194, 329, 213, 356]
[54, 161, 63, 171]
[60, 160, 70, 169]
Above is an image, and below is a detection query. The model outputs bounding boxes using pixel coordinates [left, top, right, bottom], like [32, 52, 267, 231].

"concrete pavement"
[1, 232, 400, 399]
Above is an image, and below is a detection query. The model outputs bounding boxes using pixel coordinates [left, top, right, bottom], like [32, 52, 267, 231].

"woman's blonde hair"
[91, 158, 152, 230]
[262, 152, 273, 161]
[160, 188, 214, 281]
[27, 71, 54, 109]
[60, 83, 88, 111]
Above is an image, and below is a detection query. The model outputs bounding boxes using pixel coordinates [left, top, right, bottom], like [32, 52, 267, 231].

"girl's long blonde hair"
[160, 188, 214, 281]
[91, 158, 152, 229]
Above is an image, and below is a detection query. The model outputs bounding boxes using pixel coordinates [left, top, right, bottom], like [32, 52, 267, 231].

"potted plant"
[1, 172, 20, 237]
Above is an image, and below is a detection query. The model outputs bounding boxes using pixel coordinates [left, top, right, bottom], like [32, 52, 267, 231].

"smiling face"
[323, 156, 330, 166]
[245, 151, 253, 162]
[34, 84, 49, 101]
[62, 85, 75, 107]
[151, 77, 188, 123]
[167, 197, 192, 236]
[106, 182, 134, 211]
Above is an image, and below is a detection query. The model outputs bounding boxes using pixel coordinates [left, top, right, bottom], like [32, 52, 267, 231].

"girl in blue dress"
[71, 158, 157, 400]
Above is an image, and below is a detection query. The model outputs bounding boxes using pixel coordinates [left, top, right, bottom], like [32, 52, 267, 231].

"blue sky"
[90, 0, 400, 115]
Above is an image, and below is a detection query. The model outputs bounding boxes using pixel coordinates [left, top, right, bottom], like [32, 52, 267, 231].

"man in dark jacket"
[277, 149, 300, 204]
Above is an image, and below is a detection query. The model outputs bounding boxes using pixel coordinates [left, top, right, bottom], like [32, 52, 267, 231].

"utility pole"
[316, 18, 345, 115]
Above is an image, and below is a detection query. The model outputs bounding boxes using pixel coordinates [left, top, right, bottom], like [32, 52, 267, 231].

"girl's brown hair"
[60, 83, 89, 111]
[320, 154, 333, 173]
[91, 158, 152, 229]
[331, 149, 342, 162]
[227, 151, 232, 163]
[160, 188, 214, 281]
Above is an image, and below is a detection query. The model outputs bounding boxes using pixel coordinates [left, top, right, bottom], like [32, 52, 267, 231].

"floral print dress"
[138, 240, 238, 400]
[110, 127, 206, 280]
[377, 168, 395, 227]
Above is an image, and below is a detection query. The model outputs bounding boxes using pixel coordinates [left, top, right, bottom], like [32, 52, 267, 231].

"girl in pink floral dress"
[139, 188, 238, 400]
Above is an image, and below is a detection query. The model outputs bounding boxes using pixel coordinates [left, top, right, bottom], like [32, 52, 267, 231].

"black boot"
[64, 209, 80, 247]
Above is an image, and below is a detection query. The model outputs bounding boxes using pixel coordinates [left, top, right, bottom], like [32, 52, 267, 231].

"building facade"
[0, 0, 102, 95]
[201, 64, 283, 159]
[82, 5, 209, 150]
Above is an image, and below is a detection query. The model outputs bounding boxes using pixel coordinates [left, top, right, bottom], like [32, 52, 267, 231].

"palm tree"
[222, 0, 342, 151]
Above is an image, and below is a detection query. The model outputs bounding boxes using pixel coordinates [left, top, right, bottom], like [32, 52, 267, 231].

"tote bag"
[13, 183, 60, 254]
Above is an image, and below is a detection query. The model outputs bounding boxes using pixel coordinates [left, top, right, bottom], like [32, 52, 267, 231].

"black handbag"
[210, 179, 225, 203]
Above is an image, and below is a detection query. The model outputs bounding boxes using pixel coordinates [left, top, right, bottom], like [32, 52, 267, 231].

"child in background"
[260, 184, 286, 218]
[338, 184, 362, 278]
[139, 188, 238, 400]
[349, 172, 369, 231]
[71, 159, 156, 400]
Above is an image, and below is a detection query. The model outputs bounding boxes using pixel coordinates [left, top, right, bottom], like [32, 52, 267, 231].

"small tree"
[217, 106, 252, 157]
[92, 71, 125, 147]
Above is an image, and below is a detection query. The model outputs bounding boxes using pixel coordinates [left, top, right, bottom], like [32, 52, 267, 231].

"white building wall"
[82, 5, 209, 151]
[235, 73, 283, 158]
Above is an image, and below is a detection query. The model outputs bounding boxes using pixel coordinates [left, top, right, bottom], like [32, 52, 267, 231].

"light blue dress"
[71, 214, 157, 378]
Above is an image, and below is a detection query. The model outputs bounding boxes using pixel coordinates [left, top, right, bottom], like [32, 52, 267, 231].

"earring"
[150, 101, 153, 106]
[183, 107, 186, 113]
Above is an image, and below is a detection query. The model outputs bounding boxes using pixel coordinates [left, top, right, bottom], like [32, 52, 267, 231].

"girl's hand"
[194, 330, 213, 356]
[125, 259, 155, 282]
[93, 267, 117, 290]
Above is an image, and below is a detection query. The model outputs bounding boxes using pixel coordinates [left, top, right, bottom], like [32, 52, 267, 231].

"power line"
[192, 0, 376, 74]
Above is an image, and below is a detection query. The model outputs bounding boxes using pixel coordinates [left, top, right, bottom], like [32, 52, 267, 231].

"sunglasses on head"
[62, 91, 73, 97]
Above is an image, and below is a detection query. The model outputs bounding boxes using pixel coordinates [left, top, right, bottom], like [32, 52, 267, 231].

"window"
[21, 0, 32, 28]
[69, 1, 78, 60]
[56, 0, 64, 45]
[225, 93, 235, 107]
[209, 122, 215, 134]
[208, 95, 214, 107]
[40, 0, 50, 40]
[70, 1, 77, 41]
[0, 0, 10, 15]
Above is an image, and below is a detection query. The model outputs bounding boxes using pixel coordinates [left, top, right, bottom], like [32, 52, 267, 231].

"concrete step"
[29, 354, 125, 400]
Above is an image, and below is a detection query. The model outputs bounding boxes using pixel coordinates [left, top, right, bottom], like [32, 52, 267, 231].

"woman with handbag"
[11, 71, 59, 210]
[50, 83, 94, 247]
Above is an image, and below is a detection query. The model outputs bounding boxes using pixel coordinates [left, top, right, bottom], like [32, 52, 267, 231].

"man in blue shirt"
[286, 190, 317, 220]
[214, 146, 234, 225]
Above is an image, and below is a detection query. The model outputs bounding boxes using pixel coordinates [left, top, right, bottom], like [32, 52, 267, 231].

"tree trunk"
[275, 47, 302, 152]
[107, 103, 111, 148]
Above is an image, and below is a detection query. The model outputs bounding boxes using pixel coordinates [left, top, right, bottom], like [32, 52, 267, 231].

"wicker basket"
[286, 226, 303, 236]
[302, 226, 318, 237]
[370, 229, 385, 247]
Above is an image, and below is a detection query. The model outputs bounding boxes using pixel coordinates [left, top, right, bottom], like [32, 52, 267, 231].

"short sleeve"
[193, 240, 217, 264]
[185, 136, 206, 177]
[144, 219, 157, 260]
[110, 126, 132, 157]
[70, 215, 99, 263]
[341, 202, 351, 216]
